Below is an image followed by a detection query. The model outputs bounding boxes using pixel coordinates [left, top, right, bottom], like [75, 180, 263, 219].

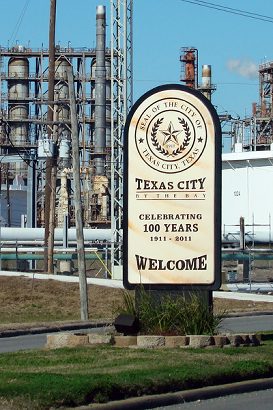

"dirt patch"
[214, 298, 273, 314]
[0, 275, 272, 327]
[0, 276, 123, 325]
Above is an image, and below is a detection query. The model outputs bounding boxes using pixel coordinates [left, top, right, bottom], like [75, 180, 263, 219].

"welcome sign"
[123, 84, 221, 290]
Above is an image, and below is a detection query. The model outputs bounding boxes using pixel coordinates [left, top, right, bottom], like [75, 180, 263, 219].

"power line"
[179, 0, 273, 23]
[216, 82, 258, 85]
[9, 0, 31, 44]
[195, 0, 273, 20]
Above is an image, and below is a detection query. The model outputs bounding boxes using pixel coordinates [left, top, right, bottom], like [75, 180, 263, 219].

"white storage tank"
[222, 151, 273, 243]
[8, 56, 29, 146]
[8, 56, 29, 179]
[55, 58, 70, 125]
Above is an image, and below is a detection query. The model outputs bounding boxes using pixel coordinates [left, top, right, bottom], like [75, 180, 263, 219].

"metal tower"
[110, 0, 133, 273]
[0, 1, 133, 275]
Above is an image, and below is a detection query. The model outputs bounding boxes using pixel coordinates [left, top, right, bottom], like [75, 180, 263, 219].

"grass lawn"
[0, 341, 273, 409]
[1, 275, 273, 409]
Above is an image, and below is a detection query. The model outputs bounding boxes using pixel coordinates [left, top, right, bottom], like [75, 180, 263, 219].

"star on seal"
[160, 121, 182, 146]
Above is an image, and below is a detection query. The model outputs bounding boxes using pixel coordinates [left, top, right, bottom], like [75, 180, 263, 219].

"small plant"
[178, 293, 224, 335]
[113, 289, 136, 317]
[114, 287, 225, 336]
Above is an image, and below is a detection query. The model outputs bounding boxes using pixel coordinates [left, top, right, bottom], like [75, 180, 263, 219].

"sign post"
[123, 84, 221, 292]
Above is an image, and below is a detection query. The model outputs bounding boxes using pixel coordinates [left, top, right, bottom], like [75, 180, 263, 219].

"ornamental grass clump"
[114, 288, 225, 336]
[178, 293, 224, 335]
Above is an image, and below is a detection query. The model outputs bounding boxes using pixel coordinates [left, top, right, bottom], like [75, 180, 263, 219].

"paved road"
[0, 328, 102, 353]
[0, 314, 273, 353]
[0, 333, 46, 353]
[154, 388, 273, 410]
[220, 314, 273, 333]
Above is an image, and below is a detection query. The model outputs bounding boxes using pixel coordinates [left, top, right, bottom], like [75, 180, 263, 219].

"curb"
[74, 377, 273, 409]
[0, 310, 273, 338]
[0, 321, 112, 338]
[225, 310, 273, 318]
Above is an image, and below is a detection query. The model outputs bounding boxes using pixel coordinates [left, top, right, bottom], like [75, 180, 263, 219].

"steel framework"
[0, 1, 134, 273]
[110, 0, 133, 272]
[0, 46, 119, 232]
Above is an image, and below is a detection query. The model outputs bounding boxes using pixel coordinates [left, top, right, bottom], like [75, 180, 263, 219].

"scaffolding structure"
[179, 47, 273, 153]
[0, 46, 112, 225]
[0, 0, 133, 273]
[110, 0, 133, 271]
[223, 61, 273, 152]
[180, 46, 216, 101]
[180, 47, 198, 89]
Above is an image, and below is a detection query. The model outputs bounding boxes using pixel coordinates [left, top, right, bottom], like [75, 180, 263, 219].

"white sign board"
[123, 84, 221, 289]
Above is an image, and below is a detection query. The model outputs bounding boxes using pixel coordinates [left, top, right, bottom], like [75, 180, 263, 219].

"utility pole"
[5, 164, 10, 226]
[67, 65, 89, 320]
[0, 165, 2, 272]
[44, 0, 57, 273]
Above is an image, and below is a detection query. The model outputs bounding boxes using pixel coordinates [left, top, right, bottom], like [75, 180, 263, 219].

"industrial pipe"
[201, 64, 212, 101]
[222, 252, 273, 261]
[0, 253, 101, 260]
[94, 5, 106, 175]
[0, 227, 111, 242]
[222, 231, 272, 244]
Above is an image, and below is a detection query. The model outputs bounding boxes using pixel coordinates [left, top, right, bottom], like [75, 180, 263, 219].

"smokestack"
[94, 5, 106, 175]
[252, 102, 257, 116]
[201, 65, 212, 101]
[180, 49, 197, 88]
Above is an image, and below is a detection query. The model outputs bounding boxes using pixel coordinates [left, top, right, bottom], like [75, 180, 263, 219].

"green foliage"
[115, 289, 136, 316]
[178, 293, 224, 335]
[0, 345, 273, 408]
[115, 288, 225, 335]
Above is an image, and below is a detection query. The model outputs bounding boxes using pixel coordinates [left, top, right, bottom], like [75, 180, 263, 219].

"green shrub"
[114, 288, 225, 336]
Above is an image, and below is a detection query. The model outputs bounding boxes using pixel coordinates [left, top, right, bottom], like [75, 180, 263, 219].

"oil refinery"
[1, 1, 273, 282]
[0, 2, 132, 277]
[179, 47, 273, 247]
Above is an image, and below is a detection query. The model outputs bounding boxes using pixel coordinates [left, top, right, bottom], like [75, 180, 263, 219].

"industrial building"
[222, 61, 273, 246]
[0, 1, 133, 277]
[179, 47, 273, 282]
[179, 47, 273, 246]
[1, 2, 273, 282]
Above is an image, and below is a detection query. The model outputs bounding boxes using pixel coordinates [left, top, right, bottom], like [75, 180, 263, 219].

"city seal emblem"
[135, 97, 207, 173]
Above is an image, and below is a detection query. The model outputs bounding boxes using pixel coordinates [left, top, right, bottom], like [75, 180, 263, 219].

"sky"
[1, 0, 273, 121]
